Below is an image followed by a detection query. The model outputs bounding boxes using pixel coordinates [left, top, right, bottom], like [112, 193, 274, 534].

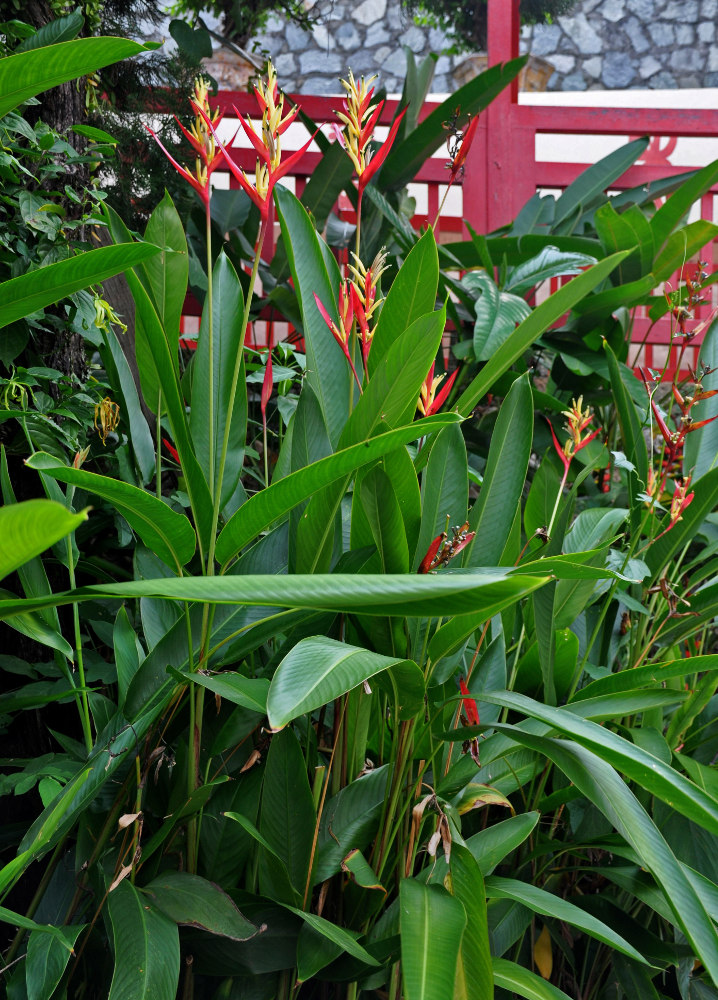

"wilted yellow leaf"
[534, 924, 553, 980]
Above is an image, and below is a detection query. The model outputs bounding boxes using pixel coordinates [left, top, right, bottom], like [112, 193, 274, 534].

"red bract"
[548, 397, 600, 472]
[417, 531, 446, 574]
[163, 438, 180, 463]
[417, 362, 459, 417]
[448, 114, 479, 183]
[196, 61, 315, 223]
[336, 71, 407, 199]
[313, 289, 363, 392]
[459, 677, 479, 727]
[145, 76, 225, 209]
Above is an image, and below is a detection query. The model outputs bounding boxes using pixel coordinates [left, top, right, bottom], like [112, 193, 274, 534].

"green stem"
[546, 466, 569, 541]
[206, 199, 215, 499]
[66, 491, 93, 755]
[207, 222, 267, 571]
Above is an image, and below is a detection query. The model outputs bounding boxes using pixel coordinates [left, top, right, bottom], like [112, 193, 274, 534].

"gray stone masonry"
[251, 0, 718, 93]
[522, 0, 718, 89]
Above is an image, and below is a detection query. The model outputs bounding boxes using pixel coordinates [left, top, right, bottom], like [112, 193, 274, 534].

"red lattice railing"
[180, 0, 718, 380]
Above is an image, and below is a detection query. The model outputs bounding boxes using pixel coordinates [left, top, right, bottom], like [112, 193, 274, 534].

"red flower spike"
[547, 418, 572, 474]
[450, 530, 475, 559]
[144, 124, 211, 207]
[417, 364, 459, 418]
[449, 114, 479, 183]
[686, 414, 718, 432]
[650, 397, 675, 446]
[358, 106, 407, 196]
[163, 438, 180, 463]
[459, 677, 480, 727]
[417, 531, 446, 574]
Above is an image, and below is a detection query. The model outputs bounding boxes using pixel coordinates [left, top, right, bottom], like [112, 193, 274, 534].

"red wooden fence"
[181, 0, 718, 377]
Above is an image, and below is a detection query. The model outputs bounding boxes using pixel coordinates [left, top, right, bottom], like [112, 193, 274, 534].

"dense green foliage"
[2, 34, 718, 1000]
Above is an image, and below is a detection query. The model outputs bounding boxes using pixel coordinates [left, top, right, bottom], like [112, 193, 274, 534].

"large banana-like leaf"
[400, 879, 467, 1000]
[267, 637, 420, 730]
[455, 251, 630, 414]
[107, 881, 179, 1000]
[216, 412, 459, 566]
[480, 691, 718, 835]
[487, 727, 718, 982]
[0, 36, 156, 118]
[0, 499, 88, 582]
[25, 453, 196, 571]
[0, 570, 549, 621]
[0, 243, 161, 329]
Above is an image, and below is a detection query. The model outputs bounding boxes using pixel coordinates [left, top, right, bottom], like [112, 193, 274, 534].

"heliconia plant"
[4, 48, 718, 1000]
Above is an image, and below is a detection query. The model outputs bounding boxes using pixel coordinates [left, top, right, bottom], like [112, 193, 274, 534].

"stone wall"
[250, 0, 718, 94]
[524, 0, 718, 90]
[253, 0, 464, 95]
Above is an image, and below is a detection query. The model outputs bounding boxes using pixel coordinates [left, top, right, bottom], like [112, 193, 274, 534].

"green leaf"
[0, 36, 155, 118]
[16, 9, 84, 52]
[414, 422, 468, 572]
[503, 246, 598, 295]
[359, 467, 410, 574]
[0, 569, 551, 623]
[138, 191, 188, 404]
[190, 251, 246, 507]
[25, 453, 196, 572]
[448, 846, 493, 1000]
[26, 924, 83, 1000]
[315, 766, 390, 881]
[142, 872, 259, 940]
[380, 58, 525, 191]
[485, 876, 648, 963]
[100, 323, 155, 484]
[651, 158, 718, 251]
[173, 668, 268, 715]
[267, 637, 417, 730]
[283, 906, 380, 967]
[553, 138, 649, 228]
[482, 690, 718, 834]
[490, 727, 718, 982]
[455, 252, 630, 415]
[683, 317, 718, 481]
[168, 18, 212, 59]
[215, 413, 459, 565]
[400, 880, 466, 1000]
[492, 957, 574, 1000]
[113, 606, 141, 710]
[570, 655, 716, 704]
[274, 185, 349, 446]
[104, 207, 213, 552]
[465, 271, 531, 361]
[594, 202, 653, 284]
[369, 228, 439, 375]
[260, 729, 315, 902]
[653, 220, 718, 282]
[464, 812, 540, 877]
[107, 880, 179, 1000]
[0, 499, 88, 581]
[0, 243, 161, 329]
[465, 372, 533, 567]
[295, 303, 449, 574]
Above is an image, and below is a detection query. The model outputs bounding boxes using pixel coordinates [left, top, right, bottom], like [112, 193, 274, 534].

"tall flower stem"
[207, 221, 267, 568]
[206, 198, 215, 499]
[185, 224, 267, 876]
